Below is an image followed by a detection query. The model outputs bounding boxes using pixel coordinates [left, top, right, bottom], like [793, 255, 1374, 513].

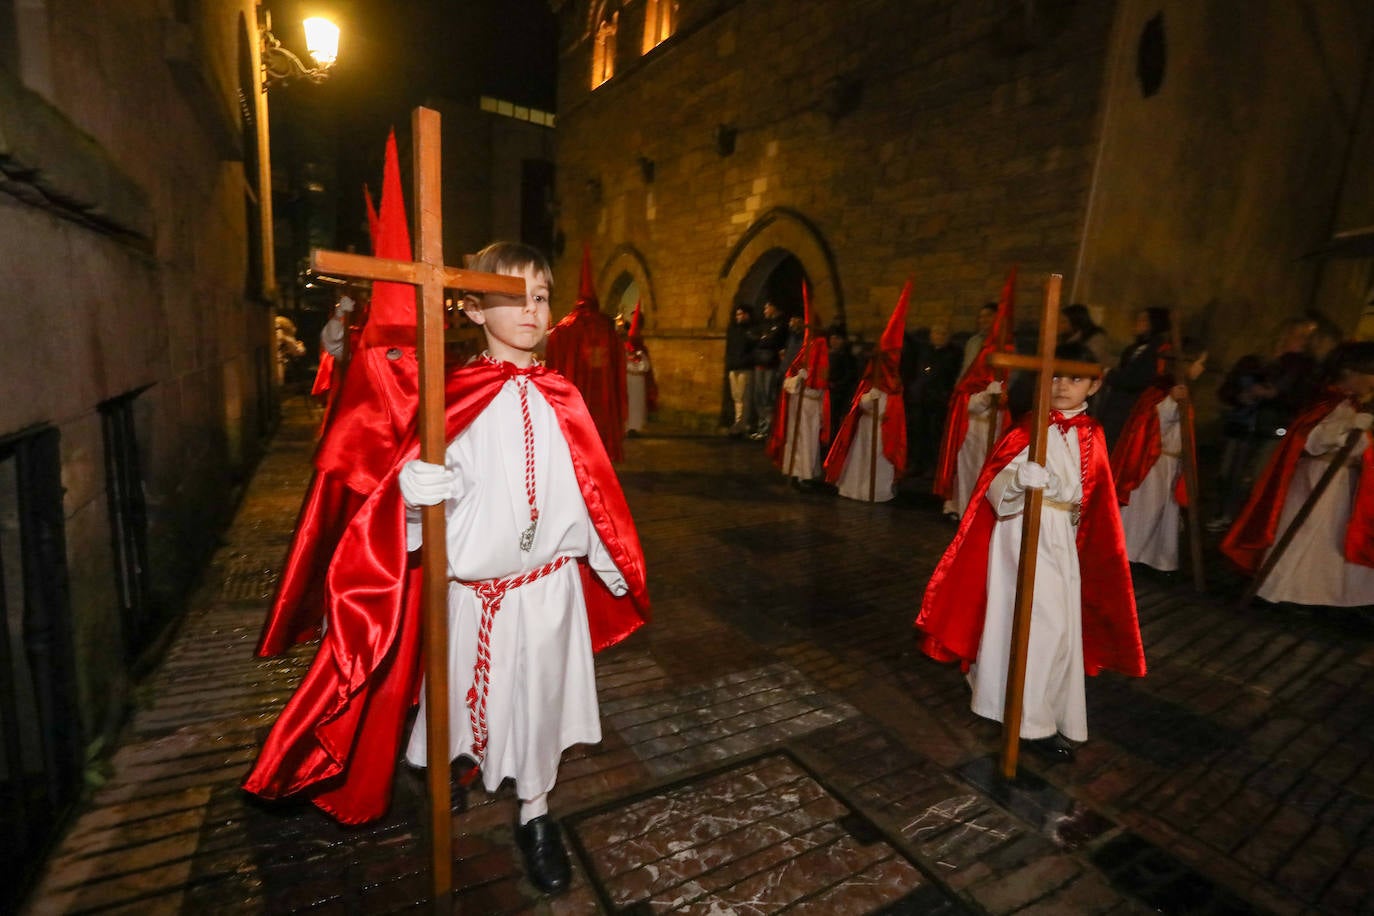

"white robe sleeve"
[1306, 405, 1354, 455]
[587, 529, 629, 595]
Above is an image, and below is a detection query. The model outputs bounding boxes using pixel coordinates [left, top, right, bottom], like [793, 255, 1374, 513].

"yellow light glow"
[302, 17, 340, 66]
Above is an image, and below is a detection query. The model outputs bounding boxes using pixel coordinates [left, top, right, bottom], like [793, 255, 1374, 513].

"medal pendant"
[519, 521, 537, 552]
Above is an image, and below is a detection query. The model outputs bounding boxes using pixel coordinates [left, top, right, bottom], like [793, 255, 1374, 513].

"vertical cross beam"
[986, 275, 1103, 780]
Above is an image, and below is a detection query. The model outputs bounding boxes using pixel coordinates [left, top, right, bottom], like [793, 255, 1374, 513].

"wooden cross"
[309, 106, 525, 912]
[1167, 320, 1206, 594]
[986, 274, 1104, 780]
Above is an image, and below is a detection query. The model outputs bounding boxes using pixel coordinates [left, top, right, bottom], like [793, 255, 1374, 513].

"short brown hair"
[461, 242, 551, 304]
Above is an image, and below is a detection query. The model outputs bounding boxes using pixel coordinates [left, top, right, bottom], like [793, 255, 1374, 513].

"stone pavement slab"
[22, 402, 1374, 914]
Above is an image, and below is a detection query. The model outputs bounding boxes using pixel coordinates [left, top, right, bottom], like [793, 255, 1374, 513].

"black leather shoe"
[515, 815, 571, 894]
[1024, 734, 1076, 763]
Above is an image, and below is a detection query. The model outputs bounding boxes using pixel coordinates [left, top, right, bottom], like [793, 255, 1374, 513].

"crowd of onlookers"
[722, 297, 1354, 515]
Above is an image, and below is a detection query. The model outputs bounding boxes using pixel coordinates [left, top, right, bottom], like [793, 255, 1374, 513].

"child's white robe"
[946, 385, 1003, 517]
[779, 374, 824, 480]
[835, 391, 897, 502]
[1258, 401, 1374, 607]
[404, 379, 626, 797]
[1120, 396, 1182, 571]
[969, 408, 1089, 742]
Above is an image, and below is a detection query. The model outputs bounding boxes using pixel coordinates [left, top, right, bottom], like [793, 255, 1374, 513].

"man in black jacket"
[724, 304, 756, 435]
[750, 301, 789, 439]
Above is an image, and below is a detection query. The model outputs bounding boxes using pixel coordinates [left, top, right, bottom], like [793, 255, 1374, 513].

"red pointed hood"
[869, 279, 910, 394]
[362, 130, 413, 343]
[364, 184, 379, 253]
[627, 300, 645, 351]
[961, 265, 1017, 386]
[576, 242, 600, 311]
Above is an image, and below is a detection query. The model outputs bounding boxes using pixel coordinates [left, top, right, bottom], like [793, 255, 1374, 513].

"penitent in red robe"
[256, 132, 416, 657]
[1110, 383, 1191, 508]
[1221, 389, 1374, 573]
[916, 413, 1146, 680]
[242, 358, 649, 825]
[766, 337, 831, 471]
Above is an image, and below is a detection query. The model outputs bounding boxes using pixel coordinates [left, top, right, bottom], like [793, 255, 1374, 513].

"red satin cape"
[822, 379, 907, 484]
[932, 372, 1011, 501]
[242, 359, 650, 824]
[767, 339, 832, 467]
[545, 306, 629, 461]
[1221, 390, 1374, 573]
[1109, 385, 1191, 507]
[915, 415, 1146, 679]
[255, 342, 422, 657]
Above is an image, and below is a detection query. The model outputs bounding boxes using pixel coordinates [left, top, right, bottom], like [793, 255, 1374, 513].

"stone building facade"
[550, 0, 1374, 425]
[1, 0, 275, 894]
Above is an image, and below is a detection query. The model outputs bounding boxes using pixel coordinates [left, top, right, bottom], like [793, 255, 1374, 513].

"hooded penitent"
[257, 129, 422, 656]
[932, 266, 1016, 500]
[824, 279, 910, 483]
[544, 243, 628, 460]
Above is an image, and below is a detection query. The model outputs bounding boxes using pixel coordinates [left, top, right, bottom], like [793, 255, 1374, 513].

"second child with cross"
[916, 276, 1145, 771]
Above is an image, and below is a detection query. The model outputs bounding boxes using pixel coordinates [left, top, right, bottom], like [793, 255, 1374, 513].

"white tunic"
[835, 391, 897, 502]
[1120, 397, 1182, 571]
[968, 407, 1089, 742]
[1258, 402, 1374, 607]
[779, 373, 824, 480]
[625, 351, 650, 432]
[948, 386, 1003, 517]
[404, 378, 627, 797]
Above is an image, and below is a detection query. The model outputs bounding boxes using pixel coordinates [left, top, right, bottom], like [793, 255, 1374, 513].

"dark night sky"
[266, 0, 558, 256]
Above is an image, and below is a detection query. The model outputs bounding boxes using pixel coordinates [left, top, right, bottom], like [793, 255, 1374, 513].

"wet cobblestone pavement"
[23, 401, 1374, 914]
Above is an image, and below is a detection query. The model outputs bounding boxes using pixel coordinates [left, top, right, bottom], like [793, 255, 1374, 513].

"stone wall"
[1074, 0, 1374, 366]
[0, 0, 269, 747]
[553, 0, 1374, 425]
[553, 0, 1118, 421]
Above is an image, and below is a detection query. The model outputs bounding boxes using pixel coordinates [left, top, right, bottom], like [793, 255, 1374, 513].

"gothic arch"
[716, 208, 842, 330]
[598, 243, 655, 326]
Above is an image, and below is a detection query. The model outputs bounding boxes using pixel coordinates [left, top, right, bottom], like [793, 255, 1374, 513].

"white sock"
[519, 793, 548, 825]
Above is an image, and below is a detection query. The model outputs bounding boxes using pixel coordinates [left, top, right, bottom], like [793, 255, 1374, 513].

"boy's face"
[1050, 374, 1102, 411]
[467, 265, 551, 365]
[734, 308, 750, 324]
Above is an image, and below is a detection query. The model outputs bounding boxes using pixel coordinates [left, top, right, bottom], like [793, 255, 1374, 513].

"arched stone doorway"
[597, 243, 655, 324]
[734, 248, 810, 319]
[605, 271, 639, 322]
[717, 208, 841, 331]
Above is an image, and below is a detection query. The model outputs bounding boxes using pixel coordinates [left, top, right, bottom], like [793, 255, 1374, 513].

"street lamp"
[261, 13, 340, 90]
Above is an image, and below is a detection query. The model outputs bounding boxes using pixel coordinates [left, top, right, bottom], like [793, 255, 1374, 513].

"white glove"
[783, 375, 803, 394]
[1354, 412, 1374, 432]
[398, 460, 457, 507]
[320, 318, 346, 358]
[1016, 461, 1050, 491]
[986, 380, 1004, 396]
[795, 368, 808, 382]
[862, 388, 881, 403]
[335, 295, 355, 316]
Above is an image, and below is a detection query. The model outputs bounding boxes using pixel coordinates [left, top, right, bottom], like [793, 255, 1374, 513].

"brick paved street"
[23, 399, 1374, 914]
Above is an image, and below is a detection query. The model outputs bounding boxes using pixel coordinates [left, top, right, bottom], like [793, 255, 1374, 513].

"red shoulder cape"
[932, 373, 1011, 500]
[1221, 390, 1374, 573]
[545, 306, 628, 461]
[1109, 385, 1191, 507]
[915, 416, 1145, 679]
[822, 379, 907, 483]
[242, 359, 650, 825]
[766, 339, 832, 467]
